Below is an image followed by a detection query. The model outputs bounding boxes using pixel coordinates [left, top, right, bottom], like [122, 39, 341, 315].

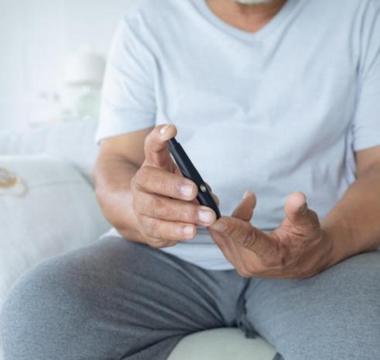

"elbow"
[93, 156, 110, 213]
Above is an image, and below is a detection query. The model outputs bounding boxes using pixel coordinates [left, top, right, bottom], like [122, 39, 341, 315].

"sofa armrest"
[0, 154, 110, 308]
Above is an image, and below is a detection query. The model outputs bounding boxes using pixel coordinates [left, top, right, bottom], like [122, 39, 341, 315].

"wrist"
[321, 228, 344, 268]
[321, 216, 354, 266]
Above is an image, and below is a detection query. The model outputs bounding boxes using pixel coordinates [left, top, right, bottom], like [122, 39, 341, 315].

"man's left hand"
[208, 192, 335, 279]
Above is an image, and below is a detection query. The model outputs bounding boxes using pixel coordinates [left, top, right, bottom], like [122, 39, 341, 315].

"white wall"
[0, 0, 134, 131]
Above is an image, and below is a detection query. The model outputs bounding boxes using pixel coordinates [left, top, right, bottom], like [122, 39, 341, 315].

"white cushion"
[168, 328, 276, 360]
[0, 119, 99, 179]
[0, 155, 109, 308]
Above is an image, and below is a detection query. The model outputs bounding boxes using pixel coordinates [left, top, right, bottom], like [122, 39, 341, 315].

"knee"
[0, 243, 116, 355]
[299, 250, 380, 328]
[288, 251, 380, 359]
[327, 250, 380, 299]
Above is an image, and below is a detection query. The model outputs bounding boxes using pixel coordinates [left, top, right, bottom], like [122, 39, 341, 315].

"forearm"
[93, 153, 147, 244]
[322, 164, 380, 263]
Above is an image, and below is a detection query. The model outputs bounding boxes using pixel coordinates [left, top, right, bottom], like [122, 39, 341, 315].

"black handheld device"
[168, 138, 221, 219]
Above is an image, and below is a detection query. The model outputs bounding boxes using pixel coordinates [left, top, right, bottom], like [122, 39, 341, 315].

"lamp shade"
[64, 50, 106, 87]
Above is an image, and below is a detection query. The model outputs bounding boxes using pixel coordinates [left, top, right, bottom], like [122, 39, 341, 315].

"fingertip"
[183, 224, 197, 239]
[179, 181, 197, 199]
[159, 124, 170, 135]
[243, 191, 251, 199]
[146, 124, 178, 163]
[210, 216, 228, 232]
[285, 192, 308, 216]
[242, 191, 257, 207]
[188, 181, 199, 200]
[159, 124, 177, 140]
[287, 191, 306, 201]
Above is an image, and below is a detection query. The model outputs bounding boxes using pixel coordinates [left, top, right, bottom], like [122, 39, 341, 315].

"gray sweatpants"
[1, 236, 380, 359]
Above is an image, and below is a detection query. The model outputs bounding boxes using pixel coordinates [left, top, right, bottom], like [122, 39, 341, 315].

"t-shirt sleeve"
[95, 17, 156, 143]
[352, 0, 380, 152]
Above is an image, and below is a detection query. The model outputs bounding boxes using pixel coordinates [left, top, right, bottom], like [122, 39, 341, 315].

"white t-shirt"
[96, 0, 380, 270]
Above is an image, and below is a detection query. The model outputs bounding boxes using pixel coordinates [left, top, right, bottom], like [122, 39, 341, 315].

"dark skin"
[200, 0, 380, 278]
[94, 0, 380, 279]
[95, 125, 216, 249]
[95, 124, 380, 279]
[209, 191, 330, 279]
[208, 145, 380, 278]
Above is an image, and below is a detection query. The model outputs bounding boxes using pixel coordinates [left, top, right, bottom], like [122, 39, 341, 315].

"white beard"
[234, 0, 273, 4]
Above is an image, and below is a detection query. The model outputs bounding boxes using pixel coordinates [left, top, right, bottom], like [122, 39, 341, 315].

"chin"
[234, 0, 274, 4]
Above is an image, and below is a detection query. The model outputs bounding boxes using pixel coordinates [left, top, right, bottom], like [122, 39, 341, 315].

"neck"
[206, 0, 287, 33]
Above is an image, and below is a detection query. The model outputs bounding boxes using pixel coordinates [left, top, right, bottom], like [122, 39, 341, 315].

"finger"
[135, 166, 197, 201]
[210, 217, 275, 257]
[284, 192, 317, 226]
[209, 228, 243, 267]
[144, 124, 177, 168]
[211, 192, 220, 206]
[143, 235, 179, 249]
[172, 160, 201, 205]
[205, 183, 220, 206]
[174, 166, 182, 176]
[194, 194, 220, 207]
[172, 155, 220, 207]
[191, 186, 220, 207]
[135, 192, 216, 226]
[140, 215, 197, 242]
[231, 191, 256, 221]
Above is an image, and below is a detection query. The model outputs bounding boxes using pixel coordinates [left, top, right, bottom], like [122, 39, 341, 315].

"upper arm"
[355, 145, 380, 177]
[351, 2, 380, 154]
[98, 127, 154, 168]
[95, 17, 156, 145]
[94, 16, 156, 168]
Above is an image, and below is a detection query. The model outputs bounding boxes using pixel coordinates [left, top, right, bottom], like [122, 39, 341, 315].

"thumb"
[284, 192, 311, 226]
[231, 191, 256, 221]
[144, 124, 177, 169]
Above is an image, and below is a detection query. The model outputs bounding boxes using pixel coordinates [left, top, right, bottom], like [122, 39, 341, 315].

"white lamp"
[60, 48, 106, 121]
[64, 49, 106, 88]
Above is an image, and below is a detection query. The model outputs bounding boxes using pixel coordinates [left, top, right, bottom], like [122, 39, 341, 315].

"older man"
[2, 0, 380, 359]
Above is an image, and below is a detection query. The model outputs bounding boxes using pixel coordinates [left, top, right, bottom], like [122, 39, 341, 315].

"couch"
[0, 119, 277, 359]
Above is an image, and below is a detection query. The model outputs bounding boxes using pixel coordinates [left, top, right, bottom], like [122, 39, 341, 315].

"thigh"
[1, 236, 244, 360]
[244, 250, 380, 360]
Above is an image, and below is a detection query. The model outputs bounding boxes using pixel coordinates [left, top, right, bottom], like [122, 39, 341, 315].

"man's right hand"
[130, 124, 217, 248]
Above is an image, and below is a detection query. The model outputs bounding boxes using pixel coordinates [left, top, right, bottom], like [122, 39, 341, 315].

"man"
[1, 0, 380, 359]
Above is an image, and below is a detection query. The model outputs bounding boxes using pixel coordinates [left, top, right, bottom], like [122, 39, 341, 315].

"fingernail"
[183, 225, 195, 238]
[198, 209, 214, 224]
[243, 191, 251, 199]
[212, 221, 227, 232]
[160, 125, 170, 136]
[180, 185, 194, 197]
